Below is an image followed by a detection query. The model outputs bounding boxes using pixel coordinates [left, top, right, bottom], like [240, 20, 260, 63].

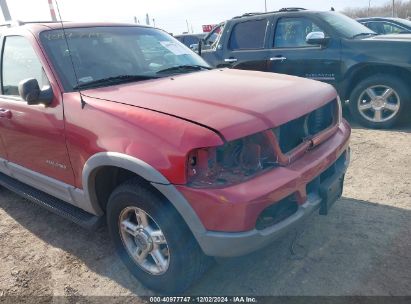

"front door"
[268, 16, 341, 87]
[0, 34, 74, 185]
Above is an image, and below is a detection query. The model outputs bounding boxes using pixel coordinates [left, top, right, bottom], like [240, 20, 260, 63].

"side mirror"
[189, 43, 199, 52]
[18, 78, 53, 106]
[306, 31, 328, 46]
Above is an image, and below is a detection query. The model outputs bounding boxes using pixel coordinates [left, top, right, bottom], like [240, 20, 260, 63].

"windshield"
[320, 12, 376, 38]
[40, 26, 210, 91]
[396, 18, 411, 28]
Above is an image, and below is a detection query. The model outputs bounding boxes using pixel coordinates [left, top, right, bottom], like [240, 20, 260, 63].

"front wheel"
[348, 74, 410, 129]
[107, 180, 211, 294]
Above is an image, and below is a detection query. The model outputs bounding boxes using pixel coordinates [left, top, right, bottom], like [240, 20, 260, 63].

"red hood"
[82, 69, 337, 141]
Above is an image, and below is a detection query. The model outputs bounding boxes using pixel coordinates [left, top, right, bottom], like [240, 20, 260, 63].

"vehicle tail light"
[187, 132, 278, 188]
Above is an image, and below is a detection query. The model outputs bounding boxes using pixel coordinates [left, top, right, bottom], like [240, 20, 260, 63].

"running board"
[0, 172, 103, 230]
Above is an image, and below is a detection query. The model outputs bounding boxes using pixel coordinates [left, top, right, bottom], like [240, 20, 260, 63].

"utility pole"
[368, 0, 371, 17]
[264, 0, 267, 12]
[0, 0, 11, 21]
[392, 0, 395, 17]
[186, 19, 190, 33]
[48, 0, 57, 21]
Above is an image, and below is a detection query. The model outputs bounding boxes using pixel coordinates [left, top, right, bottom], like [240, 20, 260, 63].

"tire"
[348, 74, 410, 129]
[106, 179, 211, 294]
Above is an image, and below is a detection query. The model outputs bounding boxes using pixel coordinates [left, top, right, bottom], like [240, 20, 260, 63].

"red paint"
[0, 23, 351, 234]
[62, 93, 223, 187]
[83, 69, 337, 142]
[177, 120, 350, 232]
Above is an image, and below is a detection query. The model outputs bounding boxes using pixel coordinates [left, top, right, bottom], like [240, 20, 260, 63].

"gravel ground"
[0, 119, 410, 301]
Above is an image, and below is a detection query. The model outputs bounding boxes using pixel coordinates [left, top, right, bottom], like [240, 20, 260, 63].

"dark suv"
[200, 8, 411, 129]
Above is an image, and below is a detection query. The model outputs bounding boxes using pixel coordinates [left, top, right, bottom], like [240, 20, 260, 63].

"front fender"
[81, 152, 207, 241]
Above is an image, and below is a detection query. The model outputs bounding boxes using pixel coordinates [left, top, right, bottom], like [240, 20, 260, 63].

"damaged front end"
[186, 98, 342, 188]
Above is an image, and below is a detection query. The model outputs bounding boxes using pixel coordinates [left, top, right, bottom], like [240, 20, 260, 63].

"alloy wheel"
[357, 85, 401, 123]
[118, 207, 170, 275]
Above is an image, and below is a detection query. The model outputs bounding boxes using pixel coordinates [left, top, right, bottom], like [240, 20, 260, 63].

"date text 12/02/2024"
[149, 297, 258, 303]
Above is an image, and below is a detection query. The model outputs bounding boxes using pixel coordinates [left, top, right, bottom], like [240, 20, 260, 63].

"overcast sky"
[3, 0, 389, 34]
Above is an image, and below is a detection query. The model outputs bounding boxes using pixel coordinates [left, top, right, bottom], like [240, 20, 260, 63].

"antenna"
[54, 0, 87, 109]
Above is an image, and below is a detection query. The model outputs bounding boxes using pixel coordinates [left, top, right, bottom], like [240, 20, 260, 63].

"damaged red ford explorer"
[0, 22, 350, 293]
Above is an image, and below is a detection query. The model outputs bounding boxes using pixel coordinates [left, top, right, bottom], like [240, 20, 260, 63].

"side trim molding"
[82, 152, 170, 215]
[0, 157, 94, 214]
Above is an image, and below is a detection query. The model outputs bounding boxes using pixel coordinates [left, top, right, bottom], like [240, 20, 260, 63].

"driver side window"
[274, 17, 324, 48]
[2, 36, 49, 97]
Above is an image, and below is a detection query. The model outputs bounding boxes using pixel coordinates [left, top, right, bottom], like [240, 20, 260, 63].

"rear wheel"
[349, 74, 410, 129]
[107, 179, 211, 294]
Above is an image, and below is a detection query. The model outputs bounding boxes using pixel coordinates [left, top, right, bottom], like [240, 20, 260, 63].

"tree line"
[343, 0, 411, 19]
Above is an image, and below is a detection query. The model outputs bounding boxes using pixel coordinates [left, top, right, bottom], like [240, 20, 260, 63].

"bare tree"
[343, 0, 411, 19]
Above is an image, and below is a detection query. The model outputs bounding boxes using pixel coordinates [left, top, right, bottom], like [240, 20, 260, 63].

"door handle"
[224, 58, 238, 63]
[270, 56, 287, 62]
[0, 109, 12, 119]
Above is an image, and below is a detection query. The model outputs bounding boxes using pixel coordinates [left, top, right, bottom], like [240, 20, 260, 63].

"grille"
[275, 99, 336, 154]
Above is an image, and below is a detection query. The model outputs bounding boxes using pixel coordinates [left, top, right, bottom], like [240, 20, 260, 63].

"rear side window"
[2, 36, 48, 96]
[229, 19, 268, 50]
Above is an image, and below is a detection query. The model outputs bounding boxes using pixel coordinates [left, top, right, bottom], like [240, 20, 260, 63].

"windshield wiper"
[352, 32, 377, 39]
[156, 65, 211, 75]
[73, 75, 159, 90]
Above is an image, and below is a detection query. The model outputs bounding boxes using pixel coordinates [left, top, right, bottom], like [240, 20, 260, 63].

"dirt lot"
[0, 119, 410, 301]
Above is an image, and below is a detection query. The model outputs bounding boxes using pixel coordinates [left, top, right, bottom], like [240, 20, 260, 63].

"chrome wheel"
[119, 207, 170, 275]
[357, 85, 401, 123]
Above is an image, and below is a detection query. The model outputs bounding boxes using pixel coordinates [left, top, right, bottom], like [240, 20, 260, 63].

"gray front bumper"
[197, 148, 350, 257]
[198, 193, 322, 257]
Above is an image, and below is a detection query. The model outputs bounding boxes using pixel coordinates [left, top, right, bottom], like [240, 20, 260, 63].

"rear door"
[267, 15, 342, 87]
[221, 18, 271, 71]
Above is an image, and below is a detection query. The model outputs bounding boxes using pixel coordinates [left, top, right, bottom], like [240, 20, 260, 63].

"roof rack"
[0, 20, 61, 29]
[233, 12, 265, 19]
[0, 20, 23, 28]
[279, 7, 307, 12]
[233, 7, 308, 19]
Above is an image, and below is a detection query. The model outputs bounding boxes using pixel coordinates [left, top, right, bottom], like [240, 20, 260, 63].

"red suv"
[0, 22, 351, 293]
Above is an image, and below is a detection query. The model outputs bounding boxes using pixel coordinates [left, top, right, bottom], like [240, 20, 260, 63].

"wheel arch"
[343, 63, 411, 101]
[82, 152, 207, 240]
